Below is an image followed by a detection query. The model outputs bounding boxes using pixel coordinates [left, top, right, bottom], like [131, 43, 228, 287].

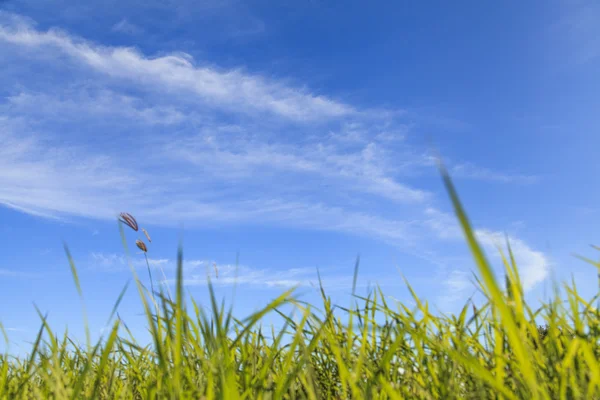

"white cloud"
[5, 327, 28, 333]
[0, 123, 143, 220]
[0, 93, 428, 234]
[424, 208, 550, 296]
[111, 19, 143, 35]
[0, 117, 425, 244]
[90, 252, 171, 272]
[423, 207, 462, 239]
[137, 198, 422, 247]
[89, 253, 371, 290]
[0, 268, 39, 278]
[450, 162, 539, 184]
[445, 269, 472, 293]
[475, 230, 550, 291]
[0, 14, 354, 122]
[181, 264, 315, 288]
[439, 269, 473, 304]
[553, 1, 600, 64]
[167, 263, 385, 291]
[5, 89, 186, 125]
[165, 134, 430, 204]
[0, 12, 546, 289]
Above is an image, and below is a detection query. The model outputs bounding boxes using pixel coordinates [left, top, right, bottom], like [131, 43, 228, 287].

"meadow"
[1, 169, 599, 399]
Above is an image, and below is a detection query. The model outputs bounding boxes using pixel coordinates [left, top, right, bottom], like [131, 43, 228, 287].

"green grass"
[1, 169, 600, 399]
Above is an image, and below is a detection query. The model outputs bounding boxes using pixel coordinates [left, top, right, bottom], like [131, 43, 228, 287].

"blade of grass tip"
[578, 250, 600, 311]
[64, 244, 91, 352]
[105, 280, 130, 327]
[144, 252, 156, 302]
[0, 322, 8, 346]
[160, 291, 175, 347]
[33, 304, 57, 351]
[91, 319, 120, 399]
[158, 264, 173, 303]
[116, 312, 131, 337]
[575, 251, 600, 312]
[506, 235, 524, 292]
[253, 315, 295, 387]
[273, 309, 313, 398]
[316, 267, 326, 301]
[230, 287, 297, 350]
[217, 297, 226, 333]
[438, 161, 545, 399]
[273, 308, 298, 331]
[499, 246, 525, 324]
[223, 302, 236, 335]
[458, 302, 469, 329]
[173, 246, 184, 395]
[58, 330, 69, 364]
[573, 253, 600, 268]
[207, 275, 225, 345]
[470, 271, 490, 301]
[63, 244, 82, 296]
[118, 220, 166, 372]
[402, 274, 423, 310]
[70, 337, 104, 400]
[231, 251, 241, 304]
[15, 317, 45, 396]
[352, 254, 360, 297]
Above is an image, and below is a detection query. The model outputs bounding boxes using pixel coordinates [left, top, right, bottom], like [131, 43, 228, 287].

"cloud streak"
[425, 207, 551, 299]
[90, 252, 395, 291]
[0, 121, 143, 220]
[450, 163, 539, 184]
[0, 12, 548, 303]
[111, 19, 143, 35]
[0, 13, 353, 122]
[0, 268, 40, 278]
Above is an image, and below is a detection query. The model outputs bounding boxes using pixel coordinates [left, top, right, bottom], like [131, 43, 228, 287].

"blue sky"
[1, 0, 600, 350]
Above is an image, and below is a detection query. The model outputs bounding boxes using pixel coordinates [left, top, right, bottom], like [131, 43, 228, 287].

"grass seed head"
[142, 228, 152, 243]
[119, 212, 138, 232]
[136, 239, 148, 253]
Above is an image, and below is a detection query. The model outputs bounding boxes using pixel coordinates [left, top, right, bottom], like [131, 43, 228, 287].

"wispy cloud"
[0, 121, 143, 220]
[90, 252, 170, 272]
[450, 162, 539, 184]
[0, 14, 353, 122]
[0, 117, 425, 240]
[178, 264, 395, 291]
[553, 1, 600, 64]
[475, 230, 550, 291]
[424, 207, 551, 299]
[5, 327, 28, 333]
[0, 12, 546, 298]
[423, 207, 463, 240]
[0, 268, 39, 278]
[439, 269, 474, 305]
[180, 264, 320, 288]
[0, 13, 435, 225]
[89, 253, 386, 291]
[164, 134, 430, 204]
[111, 19, 143, 35]
[5, 89, 186, 125]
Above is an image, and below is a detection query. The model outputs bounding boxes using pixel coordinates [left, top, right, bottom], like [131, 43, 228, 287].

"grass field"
[1, 170, 599, 399]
